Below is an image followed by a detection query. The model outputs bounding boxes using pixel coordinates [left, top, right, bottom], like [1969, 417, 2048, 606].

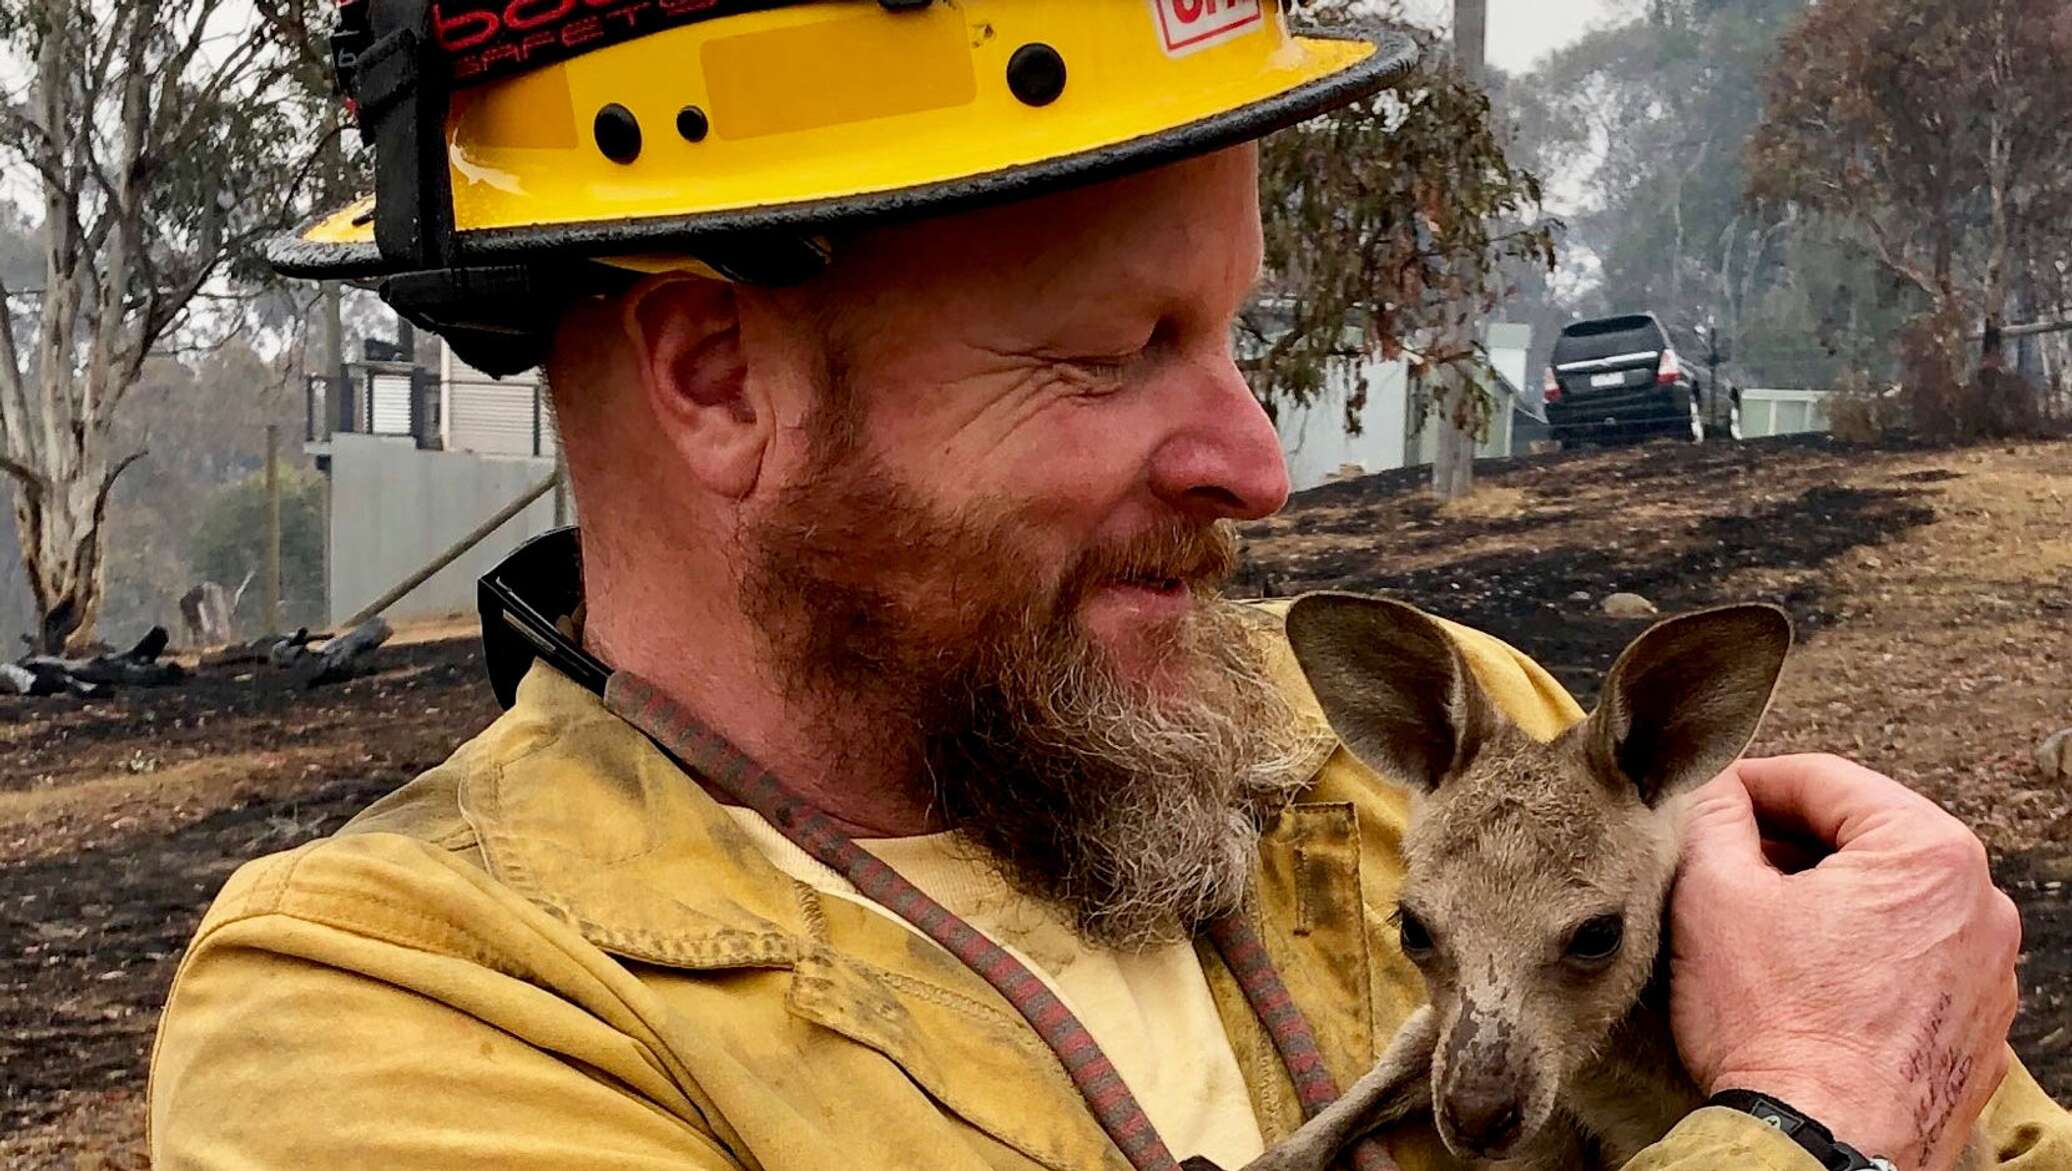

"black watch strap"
[1707, 1089, 1894, 1171]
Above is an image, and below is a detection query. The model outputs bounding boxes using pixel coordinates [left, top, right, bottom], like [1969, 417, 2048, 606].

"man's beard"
[740, 444, 1317, 949]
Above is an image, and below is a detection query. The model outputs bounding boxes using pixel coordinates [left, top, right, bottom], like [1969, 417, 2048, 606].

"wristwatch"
[1707, 1089, 1900, 1171]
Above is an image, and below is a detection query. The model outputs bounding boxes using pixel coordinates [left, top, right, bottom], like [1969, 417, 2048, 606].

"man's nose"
[1147, 356, 1290, 522]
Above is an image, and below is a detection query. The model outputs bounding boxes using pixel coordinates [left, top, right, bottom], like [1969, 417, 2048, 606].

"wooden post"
[323, 281, 349, 436]
[531, 383, 544, 458]
[265, 423, 282, 636]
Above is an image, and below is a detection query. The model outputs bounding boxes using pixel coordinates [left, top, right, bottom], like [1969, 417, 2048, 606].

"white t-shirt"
[722, 806, 1269, 1169]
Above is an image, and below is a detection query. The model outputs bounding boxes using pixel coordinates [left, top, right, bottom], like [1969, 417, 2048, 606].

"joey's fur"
[1244, 596, 1795, 1171]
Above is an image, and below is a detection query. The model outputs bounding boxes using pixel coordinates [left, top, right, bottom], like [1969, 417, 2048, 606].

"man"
[154, 3, 2065, 1169]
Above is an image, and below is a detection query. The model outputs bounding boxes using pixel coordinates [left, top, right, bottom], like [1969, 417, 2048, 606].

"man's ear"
[622, 275, 765, 498]
[1285, 593, 1497, 793]
[1588, 604, 1793, 807]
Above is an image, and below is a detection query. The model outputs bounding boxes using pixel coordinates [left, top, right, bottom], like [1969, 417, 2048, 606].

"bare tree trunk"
[1433, 0, 1488, 504]
[1979, 0, 2014, 370]
[1429, 366, 1477, 502]
[0, 0, 321, 651]
[11, 450, 143, 653]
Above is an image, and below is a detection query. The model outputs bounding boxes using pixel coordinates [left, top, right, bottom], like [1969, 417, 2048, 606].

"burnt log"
[1, 659, 111, 698]
[281, 619, 393, 689]
[125, 626, 170, 662]
[200, 627, 319, 670]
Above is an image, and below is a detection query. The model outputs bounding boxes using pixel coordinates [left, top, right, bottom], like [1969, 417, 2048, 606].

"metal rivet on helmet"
[676, 106, 711, 143]
[594, 104, 642, 164]
[1006, 44, 1067, 107]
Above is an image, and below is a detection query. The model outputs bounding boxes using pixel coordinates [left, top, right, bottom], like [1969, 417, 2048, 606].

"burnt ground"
[2, 435, 2068, 1164]
[0, 634, 501, 1165]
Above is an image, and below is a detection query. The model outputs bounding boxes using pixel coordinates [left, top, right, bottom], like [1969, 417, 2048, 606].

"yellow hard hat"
[272, 0, 1416, 373]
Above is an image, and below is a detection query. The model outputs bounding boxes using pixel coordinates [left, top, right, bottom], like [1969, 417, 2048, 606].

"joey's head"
[1286, 595, 1791, 1162]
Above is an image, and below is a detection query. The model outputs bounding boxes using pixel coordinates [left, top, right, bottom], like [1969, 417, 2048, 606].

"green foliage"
[190, 468, 327, 634]
[1249, 6, 1558, 438]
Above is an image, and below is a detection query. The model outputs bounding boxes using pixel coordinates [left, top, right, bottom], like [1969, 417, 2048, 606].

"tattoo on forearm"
[1899, 992, 1967, 1158]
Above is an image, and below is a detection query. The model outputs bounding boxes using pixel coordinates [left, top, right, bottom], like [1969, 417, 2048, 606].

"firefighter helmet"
[271, 0, 1416, 374]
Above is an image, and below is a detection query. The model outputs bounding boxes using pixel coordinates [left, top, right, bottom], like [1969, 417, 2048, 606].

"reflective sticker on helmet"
[1146, 0, 1265, 58]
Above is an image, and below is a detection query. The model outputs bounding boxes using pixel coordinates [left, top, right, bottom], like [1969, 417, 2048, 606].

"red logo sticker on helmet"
[1147, 0, 1264, 57]
[429, 0, 744, 86]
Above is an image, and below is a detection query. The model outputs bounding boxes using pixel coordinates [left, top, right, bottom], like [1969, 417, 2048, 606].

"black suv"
[1542, 313, 1740, 446]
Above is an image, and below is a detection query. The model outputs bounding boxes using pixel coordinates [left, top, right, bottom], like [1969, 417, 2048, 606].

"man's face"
[735, 146, 1307, 944]
[757, 144, 1287, 684]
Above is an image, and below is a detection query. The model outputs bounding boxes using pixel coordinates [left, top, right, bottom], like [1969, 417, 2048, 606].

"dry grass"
[1435, 485, 1532, 519]
[0, 749, 342, 866]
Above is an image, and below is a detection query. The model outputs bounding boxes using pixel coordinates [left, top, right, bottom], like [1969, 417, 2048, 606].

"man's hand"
[1671, 754, 2021, 1171]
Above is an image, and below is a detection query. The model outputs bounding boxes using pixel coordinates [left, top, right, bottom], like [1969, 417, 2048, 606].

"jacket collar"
[460, 665, 809, 967]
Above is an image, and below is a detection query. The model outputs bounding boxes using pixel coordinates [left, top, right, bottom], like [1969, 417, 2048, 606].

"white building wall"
[1739, 388, 1833, 438]
[327, 434, 559, 626]
[1276, 358, 1412, 492]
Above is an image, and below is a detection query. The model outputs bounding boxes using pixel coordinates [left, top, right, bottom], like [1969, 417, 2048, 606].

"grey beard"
[924, 602, 1322, 950]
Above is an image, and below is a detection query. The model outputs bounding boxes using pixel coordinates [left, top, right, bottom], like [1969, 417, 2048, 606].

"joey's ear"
[622, 275, 765, 498]
[1590, 604, 1793, 807]
[1285, 593, 1497, 793]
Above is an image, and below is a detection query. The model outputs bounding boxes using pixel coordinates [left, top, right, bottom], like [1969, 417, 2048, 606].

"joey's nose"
[1443, 1094, 1524, 1158]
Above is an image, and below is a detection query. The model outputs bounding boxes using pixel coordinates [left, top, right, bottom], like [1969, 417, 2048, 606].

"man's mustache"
[1053, 520, 1239, 612]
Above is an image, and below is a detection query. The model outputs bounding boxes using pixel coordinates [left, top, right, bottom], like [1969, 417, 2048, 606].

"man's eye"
[1061, 355, 1132, 386]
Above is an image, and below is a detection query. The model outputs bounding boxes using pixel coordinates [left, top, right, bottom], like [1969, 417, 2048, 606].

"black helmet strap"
[337, 0, 456, 270]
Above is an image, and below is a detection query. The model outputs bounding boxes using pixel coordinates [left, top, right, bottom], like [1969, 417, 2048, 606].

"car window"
[1553, 316, 1666, 363]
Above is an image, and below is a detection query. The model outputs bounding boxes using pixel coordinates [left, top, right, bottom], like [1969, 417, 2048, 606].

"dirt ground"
[2, 435, 2067, 1165]
[0, 634, 502, 1167]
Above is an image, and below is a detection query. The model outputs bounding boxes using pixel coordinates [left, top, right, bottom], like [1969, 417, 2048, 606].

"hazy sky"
[1403, 0, 1629, 73]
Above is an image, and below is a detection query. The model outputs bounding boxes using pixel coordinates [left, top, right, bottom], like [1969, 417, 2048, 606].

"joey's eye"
[1565, 915, 1624, 963]
[1396, 907, 1434, 958]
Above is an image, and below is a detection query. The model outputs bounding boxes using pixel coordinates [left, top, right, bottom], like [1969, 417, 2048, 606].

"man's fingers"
[1758, 834, 1828, 874]
[1732, 754, 1940, 852]
[1678, 771, 1765, 878]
